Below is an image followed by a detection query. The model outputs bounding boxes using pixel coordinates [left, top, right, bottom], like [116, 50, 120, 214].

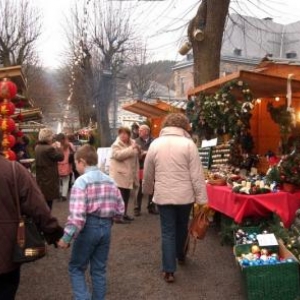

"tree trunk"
[188, 0, 230, 86]
[95, 73, 113, 147]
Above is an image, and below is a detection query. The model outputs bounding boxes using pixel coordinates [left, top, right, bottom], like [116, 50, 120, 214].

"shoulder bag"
[185, 206, 210, 255]
[12, 162, 47, 263]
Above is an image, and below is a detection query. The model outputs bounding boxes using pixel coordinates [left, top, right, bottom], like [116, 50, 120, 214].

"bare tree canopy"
[124, 43, 158, 99]
[0, 0, 41, 67]
[63, 0, 136, 146]
[188, 0, 230, 86]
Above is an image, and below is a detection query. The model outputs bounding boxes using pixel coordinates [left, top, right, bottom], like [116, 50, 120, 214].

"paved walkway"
[17, 200, 246, 300]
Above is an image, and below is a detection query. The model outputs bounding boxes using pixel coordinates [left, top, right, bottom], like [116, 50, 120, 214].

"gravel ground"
[17, 199, 246, 300]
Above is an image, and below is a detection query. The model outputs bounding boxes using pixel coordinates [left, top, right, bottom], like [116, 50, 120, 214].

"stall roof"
[187, 69, 300, 98]
[122, 100, 184, 118]
[0, 66, 27, 91]
[0, 66, 34, 107]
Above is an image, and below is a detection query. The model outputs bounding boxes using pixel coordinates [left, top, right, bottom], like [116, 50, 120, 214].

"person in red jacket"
[0, 129, 64, 299]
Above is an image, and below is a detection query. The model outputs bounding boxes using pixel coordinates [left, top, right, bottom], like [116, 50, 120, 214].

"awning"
[0, 66, 27, 91]
[122, 100, 171, 118]
[0, 66, 34, 107]
[122, 100, 186, 118]
[187, 70, 300, 98]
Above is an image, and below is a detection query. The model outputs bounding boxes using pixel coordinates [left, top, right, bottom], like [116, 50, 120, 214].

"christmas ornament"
[2, 134, 16, 148]
[0, 101, 15, 116]
[0, 118, 15, 132]
[4, 149, 16, 161]
[251, 245, 260, 254]
[0, 79, 17, 99]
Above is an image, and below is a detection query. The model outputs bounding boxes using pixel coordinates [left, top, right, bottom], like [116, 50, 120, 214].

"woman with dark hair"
[143, 113, 207, 283]
[35, 128, 64, 209]
[110, 127, 140, 222]
[0, 129, 63, 299]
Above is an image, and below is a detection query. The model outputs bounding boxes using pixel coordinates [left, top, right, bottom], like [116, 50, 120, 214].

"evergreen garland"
[187, 80, 254, 140]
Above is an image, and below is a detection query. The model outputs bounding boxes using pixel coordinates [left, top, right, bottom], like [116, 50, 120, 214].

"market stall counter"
[207, 185, 300, 228]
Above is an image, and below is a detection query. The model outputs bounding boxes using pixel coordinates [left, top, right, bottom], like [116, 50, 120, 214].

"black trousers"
[0, 268, 20, 300]
[119, 187, 131, 215]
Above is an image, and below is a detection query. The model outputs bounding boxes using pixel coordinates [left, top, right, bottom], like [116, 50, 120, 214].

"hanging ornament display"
[0, 78, 18, 160]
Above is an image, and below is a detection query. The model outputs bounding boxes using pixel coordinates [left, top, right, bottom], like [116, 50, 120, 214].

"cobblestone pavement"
[17, 200, 246, 300]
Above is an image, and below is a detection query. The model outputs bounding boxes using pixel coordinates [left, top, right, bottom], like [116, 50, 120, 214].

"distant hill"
[146, 60, 176, 89]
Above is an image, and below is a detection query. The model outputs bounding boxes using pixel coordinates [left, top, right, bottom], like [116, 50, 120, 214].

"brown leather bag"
[185, 208, 210, 255]
[190, 210, 209, 239]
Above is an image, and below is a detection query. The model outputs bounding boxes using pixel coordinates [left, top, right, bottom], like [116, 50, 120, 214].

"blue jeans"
[157, 204, 193, 273]
[69, 215, 112, 300]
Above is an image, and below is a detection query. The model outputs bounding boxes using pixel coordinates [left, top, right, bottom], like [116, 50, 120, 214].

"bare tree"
[0, 0, 41, 67]
[124, 43, 158, 100]
[64, 0, 135, 146]
[188, 0, 230, 86]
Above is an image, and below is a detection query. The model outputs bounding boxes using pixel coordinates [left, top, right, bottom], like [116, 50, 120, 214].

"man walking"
[134, 125, 157, 216]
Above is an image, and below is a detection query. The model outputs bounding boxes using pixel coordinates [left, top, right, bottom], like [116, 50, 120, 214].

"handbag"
[12, 162, 47, 263]
[185, 206, 210, 255]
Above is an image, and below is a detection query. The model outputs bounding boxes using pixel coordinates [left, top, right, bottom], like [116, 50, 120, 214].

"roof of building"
[172, 54, 262, 71]
[187, 69, 300, 99]
[173, 13, 300, 71]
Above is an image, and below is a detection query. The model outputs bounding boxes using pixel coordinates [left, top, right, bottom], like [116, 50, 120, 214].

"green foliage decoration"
[187, 80, 254, 139]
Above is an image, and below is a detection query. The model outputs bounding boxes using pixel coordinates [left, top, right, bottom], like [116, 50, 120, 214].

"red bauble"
[0, 80, 17, 99]
[0, 101, 15, 116]
[15, 130, 24, 138]
[4, 149, 16, 161]
[15, 101, 24, 108]
[2, 134, 16, 148]
[0, 118, 16, 132]
[17, 113, 23, 122]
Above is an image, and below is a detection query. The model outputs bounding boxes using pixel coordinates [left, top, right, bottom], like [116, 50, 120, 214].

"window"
[286, 51, 297, 59]
[233, 48, 242, 56]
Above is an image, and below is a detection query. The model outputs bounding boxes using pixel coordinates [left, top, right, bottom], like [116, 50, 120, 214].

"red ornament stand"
[0, 78, 17, 160]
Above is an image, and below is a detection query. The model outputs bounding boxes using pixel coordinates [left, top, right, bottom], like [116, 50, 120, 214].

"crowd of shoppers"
[0, 113, 208, 299]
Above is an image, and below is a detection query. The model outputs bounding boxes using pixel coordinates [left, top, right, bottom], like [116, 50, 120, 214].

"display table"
[207, 185, 300, 228]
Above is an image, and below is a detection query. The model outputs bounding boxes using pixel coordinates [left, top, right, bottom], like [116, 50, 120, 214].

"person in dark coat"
[134, 124, 157, 216]
[35, 128, 64, 210]
[0, 129, 64, 299]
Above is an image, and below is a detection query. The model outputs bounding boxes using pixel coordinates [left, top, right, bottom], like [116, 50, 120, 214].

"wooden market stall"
[187, 60, 300, 156]
[122, 99, 185, 137]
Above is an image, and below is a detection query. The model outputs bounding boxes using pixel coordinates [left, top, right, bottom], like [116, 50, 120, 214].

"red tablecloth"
[207, 185, 300, 228]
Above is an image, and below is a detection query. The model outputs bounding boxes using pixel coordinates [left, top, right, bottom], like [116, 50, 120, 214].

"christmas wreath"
[187, 80, 254, 139]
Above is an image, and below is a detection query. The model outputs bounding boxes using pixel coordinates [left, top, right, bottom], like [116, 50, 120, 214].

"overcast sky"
[32, 0, 300, 68]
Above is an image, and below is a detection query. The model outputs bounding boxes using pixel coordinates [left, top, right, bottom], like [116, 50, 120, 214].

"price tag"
[257, 234, 278, 246]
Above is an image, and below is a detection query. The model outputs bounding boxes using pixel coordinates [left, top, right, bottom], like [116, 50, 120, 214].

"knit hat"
[39, 128, 54, 142]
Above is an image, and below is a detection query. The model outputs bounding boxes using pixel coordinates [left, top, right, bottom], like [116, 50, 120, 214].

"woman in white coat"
[143, 113, 207, 283]
[110, 127, 140, 222]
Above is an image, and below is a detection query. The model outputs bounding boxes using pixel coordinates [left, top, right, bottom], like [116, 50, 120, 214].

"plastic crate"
[238, 241, 300, 300]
